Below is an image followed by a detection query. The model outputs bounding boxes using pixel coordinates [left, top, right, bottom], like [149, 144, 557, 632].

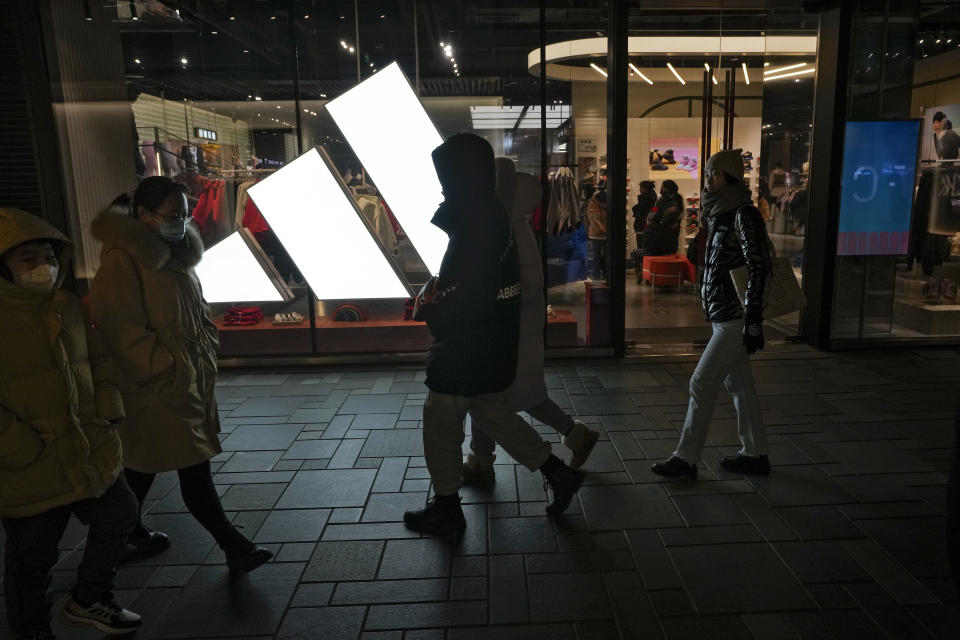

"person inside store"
[642, 179, 684, 257]
[632, 180, 657, 250]
[932, 111, 960, 160]
[462, 159, 600, 485]
[587, 184, 608, 280]
[0, 208, 142, 638]
[403, 134, 584, 537]
[651, 149, 773, 480]
[89, 177, 273, 574]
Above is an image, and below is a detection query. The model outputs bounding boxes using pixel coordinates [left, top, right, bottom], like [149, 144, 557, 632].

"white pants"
[674, 319, 767, 462]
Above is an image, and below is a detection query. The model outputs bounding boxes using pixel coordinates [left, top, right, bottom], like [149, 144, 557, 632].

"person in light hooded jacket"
[462, 158, 599, 483]
[0, 207, 141, 639]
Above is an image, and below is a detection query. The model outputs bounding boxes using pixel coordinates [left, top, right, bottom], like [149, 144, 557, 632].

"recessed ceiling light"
[134, 58, 141, 64]
[349, 46, 355, 53]
[211, 31, 218, 35]
[180, 57, 188, 64]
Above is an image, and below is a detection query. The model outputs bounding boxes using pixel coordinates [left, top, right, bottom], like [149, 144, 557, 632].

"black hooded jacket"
[419, 134, 521, 396]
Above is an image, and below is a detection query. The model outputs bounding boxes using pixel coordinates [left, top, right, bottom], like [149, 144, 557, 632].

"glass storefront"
[622, 7, 818, 346]
[832, 2, 960, 341]
[26, 0, 960, 356]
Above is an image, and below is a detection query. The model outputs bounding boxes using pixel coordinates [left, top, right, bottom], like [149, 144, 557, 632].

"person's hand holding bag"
[412, 276, 439, 322]
[743, 306, 764, 354]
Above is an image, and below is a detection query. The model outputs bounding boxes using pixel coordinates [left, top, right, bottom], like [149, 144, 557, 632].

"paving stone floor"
[4, 345, 960, 639]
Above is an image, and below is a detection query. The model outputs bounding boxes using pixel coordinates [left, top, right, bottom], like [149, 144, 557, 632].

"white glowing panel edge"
[195, 231, 286, 303]
[326, 62, 448, 274]
[246, 148, 409, 299]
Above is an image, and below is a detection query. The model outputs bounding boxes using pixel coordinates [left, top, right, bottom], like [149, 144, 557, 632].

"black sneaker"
[403, 494, 467, 537]
[121, 522, 171, 564]
[651, 456, 698, 479]
[61, 597, 141, 635]
[720, 454, 771, 476]
[226, 545, 274, 574]
[542, 462, 584, 515]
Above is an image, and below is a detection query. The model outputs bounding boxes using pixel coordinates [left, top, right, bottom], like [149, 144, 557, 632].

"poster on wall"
[649, 138, 699, 180]
[578, 157, 598, 185]
[578, 138, 597, 153]
[921, 104, 960, 162]
[837, 120, 920, 256]
[922, 167, 960, 235]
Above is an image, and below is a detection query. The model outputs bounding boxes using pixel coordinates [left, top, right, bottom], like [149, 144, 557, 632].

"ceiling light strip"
[590, 62, 608, 77]
[742, 62, 750, 85]
[764, 67, 816, 81]
[763, 62, 807, 76]
[666, 62, 686, 85]
[628, 62, 653, 84]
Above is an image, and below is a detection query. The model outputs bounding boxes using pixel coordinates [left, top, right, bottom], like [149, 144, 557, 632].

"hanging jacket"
[700, 203, 770, 322]
[419, 134, 521, 396]
[89, 210, 221, 473]
[0, 208, 125, 518]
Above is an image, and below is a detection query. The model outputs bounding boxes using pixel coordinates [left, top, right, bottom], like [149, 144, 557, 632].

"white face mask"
[15, 264, 58, 292]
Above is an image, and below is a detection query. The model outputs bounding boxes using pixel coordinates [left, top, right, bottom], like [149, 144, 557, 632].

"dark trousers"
[590, 238, 607, 280]
[124, 460, 248, 554]
[3, 476, 137, 638]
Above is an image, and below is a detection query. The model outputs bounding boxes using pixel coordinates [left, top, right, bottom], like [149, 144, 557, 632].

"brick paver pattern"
[4, 345, 960, 639]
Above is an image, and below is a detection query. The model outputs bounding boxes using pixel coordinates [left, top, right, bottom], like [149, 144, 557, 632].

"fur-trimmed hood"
[91, 207, 204, 271]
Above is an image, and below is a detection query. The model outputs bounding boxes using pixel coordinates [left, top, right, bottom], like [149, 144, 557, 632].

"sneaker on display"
[61, 597, 141, 635]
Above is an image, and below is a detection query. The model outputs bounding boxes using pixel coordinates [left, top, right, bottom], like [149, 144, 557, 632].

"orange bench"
[641, 255, 696, 290]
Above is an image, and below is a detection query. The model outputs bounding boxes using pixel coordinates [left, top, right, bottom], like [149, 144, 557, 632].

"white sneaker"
[62, 597, 142, 635]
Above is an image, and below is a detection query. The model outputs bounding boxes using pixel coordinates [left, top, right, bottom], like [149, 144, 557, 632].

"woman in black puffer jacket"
[642, 180, 683, 256]
[652, 149, 773, 480]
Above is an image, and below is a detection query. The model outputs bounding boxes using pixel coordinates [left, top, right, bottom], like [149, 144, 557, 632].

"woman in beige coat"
[90, 177, 271, 574]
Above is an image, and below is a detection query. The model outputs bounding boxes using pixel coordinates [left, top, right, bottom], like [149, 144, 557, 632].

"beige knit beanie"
[704, 149, 744, 183]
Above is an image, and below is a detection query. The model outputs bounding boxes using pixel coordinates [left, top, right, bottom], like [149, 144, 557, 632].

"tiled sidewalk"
[6, 346, 960, 639]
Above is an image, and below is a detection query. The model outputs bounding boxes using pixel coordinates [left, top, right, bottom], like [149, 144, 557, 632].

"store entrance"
[620, 7, 818, 347]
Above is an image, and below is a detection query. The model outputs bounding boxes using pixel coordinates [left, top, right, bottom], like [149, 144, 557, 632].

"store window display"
[833, 5, 960, 340]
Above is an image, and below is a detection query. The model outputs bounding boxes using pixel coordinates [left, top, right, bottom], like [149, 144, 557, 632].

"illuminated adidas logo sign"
[196, 63, 447, 303]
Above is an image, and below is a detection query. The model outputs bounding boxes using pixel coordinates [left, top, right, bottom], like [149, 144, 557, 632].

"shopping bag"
[730, 256, 804, 319]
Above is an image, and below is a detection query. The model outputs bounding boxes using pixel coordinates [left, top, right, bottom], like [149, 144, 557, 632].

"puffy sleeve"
[735, 206, 771, 312]
[89, 250, 175, 387]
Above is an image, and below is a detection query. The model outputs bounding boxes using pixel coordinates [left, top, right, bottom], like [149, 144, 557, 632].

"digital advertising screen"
[837, 120, 920, 256]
